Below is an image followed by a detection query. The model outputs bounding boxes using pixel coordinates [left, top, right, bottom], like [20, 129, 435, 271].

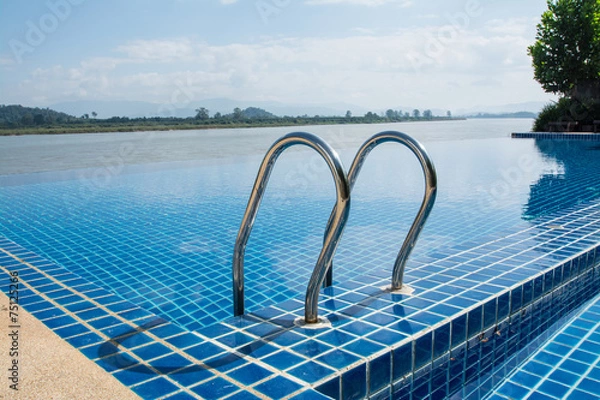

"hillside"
[240, 107, 278, 119]
[0, 104, 77, 127]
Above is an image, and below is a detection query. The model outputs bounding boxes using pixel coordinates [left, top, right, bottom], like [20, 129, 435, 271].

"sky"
[0, 0, 558, 113]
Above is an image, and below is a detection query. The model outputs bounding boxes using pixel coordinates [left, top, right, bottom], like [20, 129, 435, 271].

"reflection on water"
[524, 140, 600, 220]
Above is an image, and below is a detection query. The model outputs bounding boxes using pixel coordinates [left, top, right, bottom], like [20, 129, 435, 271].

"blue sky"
[0, 0, 557, 112]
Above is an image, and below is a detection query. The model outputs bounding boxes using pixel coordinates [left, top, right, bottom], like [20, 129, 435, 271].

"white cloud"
[116, 39, 195, 62]
[12, 20, 548, 109]
[0, 55, 15, 66]
[485, 18, 535, 37]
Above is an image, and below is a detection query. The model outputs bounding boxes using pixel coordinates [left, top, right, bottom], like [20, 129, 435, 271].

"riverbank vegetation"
[530, 0, 600, 131]
[0, 104, 462, 136]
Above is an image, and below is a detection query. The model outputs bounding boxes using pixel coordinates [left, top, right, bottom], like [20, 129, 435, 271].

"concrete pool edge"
[0, 291, 141, 400]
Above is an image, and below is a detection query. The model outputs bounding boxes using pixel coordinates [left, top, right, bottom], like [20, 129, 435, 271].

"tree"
[20, 113, 33, 125]
[386, 109, 396, 120]
[91, 111, 98, 118]
[33, 113, 45, 125]
[195, 107, 209, 120]
[528, 0, 600, 99]
[213, 112, 222, 119]
[412, 109, 421, 119]
[447, 110, 452, 118]
[423, 109, 433, 119]
[345, 110, 352, 119]
[233, 107, 243, 120]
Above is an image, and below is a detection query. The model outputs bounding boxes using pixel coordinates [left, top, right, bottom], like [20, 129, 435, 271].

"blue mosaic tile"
[288, 360, 336, 384]
[316, 377, 340, 399]
[190, 377, 240, 399]
[342, 362, 367, 400]
[131, 377, 180, 399]
[204, 352, 247, 373]
[291, 340, 333, 358]
[253, 375, 303, 399]
[54, 323, 89, 339]
[183, 342, 225, 360]
[343, 338, 386, 358]
[367, 328, 409, 347]
[66, 332, 103, 348]
[162, 392, 198, 400]
[290, 388, 332, 400]
[225, 390, 263, 400]
[229, 363, 276, 388]
[150, 353, 192, 371]
[261, 350, 304, 371]
[414, 332, 433, 370]
[316, 349, 360, 370]
[113, 364, 156, 386]
[168, 365, 214, 387]
[96, 352, 139, 373]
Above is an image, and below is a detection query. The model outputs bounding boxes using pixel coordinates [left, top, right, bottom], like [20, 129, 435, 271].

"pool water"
[1, 128, 599, 333]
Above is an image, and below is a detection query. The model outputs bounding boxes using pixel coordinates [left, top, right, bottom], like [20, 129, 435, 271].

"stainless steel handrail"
[323, 131, 437, 291]
[233, 132, 351, 324]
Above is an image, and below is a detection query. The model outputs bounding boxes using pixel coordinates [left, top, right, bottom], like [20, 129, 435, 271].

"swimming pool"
[1, 120, 599, 399]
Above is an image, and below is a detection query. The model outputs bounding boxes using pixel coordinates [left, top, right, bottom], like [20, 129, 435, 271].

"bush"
[533, 97, 600, 131]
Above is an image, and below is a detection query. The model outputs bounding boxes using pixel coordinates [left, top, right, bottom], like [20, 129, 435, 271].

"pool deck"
[0, 292, 140, 400]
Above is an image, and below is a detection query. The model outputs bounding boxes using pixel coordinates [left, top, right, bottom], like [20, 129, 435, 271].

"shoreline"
[0, 118, 466, 136]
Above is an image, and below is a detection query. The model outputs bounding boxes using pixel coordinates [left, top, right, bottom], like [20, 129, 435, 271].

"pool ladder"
[232, 131, 437, 324]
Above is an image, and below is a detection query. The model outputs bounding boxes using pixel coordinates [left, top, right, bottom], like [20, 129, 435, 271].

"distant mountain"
[466, 112, 538, 119]
[50, 98, 368, 119]
[455, 101, 551, 116]
[48, 98, 553, 120]
[240, 107, 278, 119]
[51, 100, 171, 119]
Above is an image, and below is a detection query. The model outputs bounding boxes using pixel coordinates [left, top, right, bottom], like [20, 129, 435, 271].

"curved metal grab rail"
[323, 131, 437, 291]
[233, 132, 351, 324]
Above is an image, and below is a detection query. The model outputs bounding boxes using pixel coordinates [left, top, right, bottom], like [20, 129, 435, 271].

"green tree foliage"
[528, 0, 600, 98]
[1, 104, 457, 134]
[33, 114, 45, 125]
[423, 110, 433, 119]
[195, 107, 209, 120]
[232, 107, 243, 120]
[0, 105, 76, 127]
